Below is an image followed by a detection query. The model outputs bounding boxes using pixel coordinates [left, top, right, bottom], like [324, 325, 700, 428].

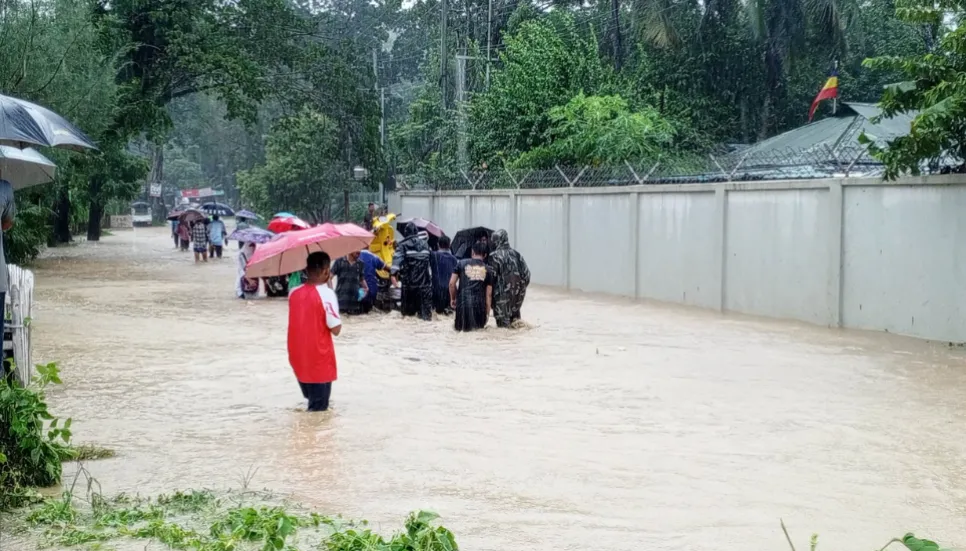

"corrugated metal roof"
[733, 102, 917, 174]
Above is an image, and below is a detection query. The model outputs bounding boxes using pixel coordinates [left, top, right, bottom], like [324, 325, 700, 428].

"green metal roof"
[730, 102, 917, 177]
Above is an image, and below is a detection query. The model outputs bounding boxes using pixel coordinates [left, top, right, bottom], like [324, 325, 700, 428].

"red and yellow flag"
[808, 71, 839, 122]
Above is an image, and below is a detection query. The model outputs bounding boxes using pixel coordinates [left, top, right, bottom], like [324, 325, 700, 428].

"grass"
[62, 444, 116, 461]
[8, 469, 458, 551]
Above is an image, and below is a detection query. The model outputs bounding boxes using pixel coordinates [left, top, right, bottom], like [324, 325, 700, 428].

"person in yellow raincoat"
[368, 214, 396, 309]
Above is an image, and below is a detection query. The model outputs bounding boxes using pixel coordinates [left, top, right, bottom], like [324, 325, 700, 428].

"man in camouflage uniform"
[391, 224, 433, 321]
[486, 229, 531, 328]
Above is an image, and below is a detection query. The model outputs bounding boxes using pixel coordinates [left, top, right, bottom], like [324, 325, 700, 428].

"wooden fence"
[4, 264, 33, 386]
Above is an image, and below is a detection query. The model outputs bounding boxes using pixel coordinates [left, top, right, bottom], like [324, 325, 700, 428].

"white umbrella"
[0, 146, 55, 190]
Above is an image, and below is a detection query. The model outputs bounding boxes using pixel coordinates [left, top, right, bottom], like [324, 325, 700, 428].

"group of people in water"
[392, 224, 531, 332]
[171, 215, 229, 262]
[230, 217, 532, 333]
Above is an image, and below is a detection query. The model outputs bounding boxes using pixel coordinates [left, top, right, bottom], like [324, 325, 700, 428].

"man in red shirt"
[288, 252, 342, 411]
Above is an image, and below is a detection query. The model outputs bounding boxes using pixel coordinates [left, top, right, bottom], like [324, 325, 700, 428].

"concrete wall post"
[562, 191, 571, 290]
[827, 180, 844, 327]
[713, 184, 728, 312]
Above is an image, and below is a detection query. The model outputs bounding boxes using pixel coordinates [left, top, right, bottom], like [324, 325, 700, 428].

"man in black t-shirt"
[449, 241, 493, 332]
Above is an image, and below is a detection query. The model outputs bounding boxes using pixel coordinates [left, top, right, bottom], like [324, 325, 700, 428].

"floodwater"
[19, 226, 966, 550]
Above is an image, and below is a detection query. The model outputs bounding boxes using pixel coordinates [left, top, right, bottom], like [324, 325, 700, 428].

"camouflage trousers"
[493, 285, 526, 328]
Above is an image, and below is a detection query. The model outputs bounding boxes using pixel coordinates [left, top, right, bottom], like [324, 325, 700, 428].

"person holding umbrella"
[191, 220, 209, 262]
[288, 252, 342, 412]
[207, 214, 227, 259]
[0, 178, 15, 339]
[391, 224, 433, 321]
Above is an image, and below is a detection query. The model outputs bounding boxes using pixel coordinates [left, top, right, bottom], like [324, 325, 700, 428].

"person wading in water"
[287, 252, 342, 412]
[391, 225, 432, 321]
[449, 241, 493, 332]
[487, 229, 531, 328]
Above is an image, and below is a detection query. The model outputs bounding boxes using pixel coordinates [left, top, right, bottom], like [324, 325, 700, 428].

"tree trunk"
[53, 184, 71, 244]
[87, 175, 104, 241]
[87, 202, 104, 241]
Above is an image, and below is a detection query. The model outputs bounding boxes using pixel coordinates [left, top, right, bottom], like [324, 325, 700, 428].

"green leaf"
[902, 533, 950, 551]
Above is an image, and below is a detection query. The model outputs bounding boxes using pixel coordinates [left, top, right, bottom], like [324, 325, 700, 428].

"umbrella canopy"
[267, 215, 311, 233]
[396, 217, 444, 238]
[201, 202, 234, 216]
[451, 226, 493, 259]
[228, 227, 275, 244]
[177, 208, 207, 226]
[0, 146, 55, 190]
[166, 210, 184, 221]
[245, 223, 374, 278]
[273, 211, 295, 218]
[235, 209, 260, 220]
[0, 94, 97, 151]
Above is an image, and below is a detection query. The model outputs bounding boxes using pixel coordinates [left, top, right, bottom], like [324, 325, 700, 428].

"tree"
[859, 0, 951, 178]
[470, 14, 617, 163]
[84, 0, 316, 240]
[238, 108, 355, 222]
[512, 93, 675, 167]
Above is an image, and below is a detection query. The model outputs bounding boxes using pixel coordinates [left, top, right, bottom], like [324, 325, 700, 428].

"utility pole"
[832, 59, 839, 115]
[486, 0, 492, 88]
[610, 0, 623, 71]
[456, 54, 468, 169]
[440, 0, 448, 111]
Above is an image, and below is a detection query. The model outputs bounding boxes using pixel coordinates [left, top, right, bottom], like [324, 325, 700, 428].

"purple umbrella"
[397, 217, 444, 238]
[235, 209, 260, 220]
[228, 227, 276, 244]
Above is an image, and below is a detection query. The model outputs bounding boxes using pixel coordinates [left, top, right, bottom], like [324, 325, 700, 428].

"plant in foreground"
[19, 486, 460, 551]
[0, 362, 72, 511]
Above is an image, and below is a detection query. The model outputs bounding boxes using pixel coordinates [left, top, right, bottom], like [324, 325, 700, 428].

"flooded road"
[26, 226, 966, 550]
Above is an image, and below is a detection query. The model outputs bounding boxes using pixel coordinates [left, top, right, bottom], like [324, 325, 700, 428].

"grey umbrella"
[0, 146, 56, 190]
[0, 94, 97, 151]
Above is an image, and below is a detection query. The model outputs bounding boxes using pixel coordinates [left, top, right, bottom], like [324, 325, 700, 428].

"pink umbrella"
[396, 217, 444, 238]
[245, 223, 374, 278]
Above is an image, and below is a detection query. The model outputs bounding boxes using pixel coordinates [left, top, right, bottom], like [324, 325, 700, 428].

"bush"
[0, 362, 72, 511]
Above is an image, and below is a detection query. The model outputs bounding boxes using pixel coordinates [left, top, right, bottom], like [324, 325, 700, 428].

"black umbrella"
[450, 226, 492, 259]
[0, 94, 97, 151]
[200, 202, 234, 216]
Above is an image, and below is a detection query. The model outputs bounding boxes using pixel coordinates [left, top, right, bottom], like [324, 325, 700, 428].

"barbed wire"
[396, 145, 889, 191]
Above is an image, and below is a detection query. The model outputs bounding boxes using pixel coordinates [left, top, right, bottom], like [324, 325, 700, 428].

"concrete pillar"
[509, 192, 518, 248]
[630, 191, 640, 298]
[465, 195, 473, 228]
[429, 194, 437, 223]
[562, 192, 571, 290]
[827, 180, 844, 327]
[713, 184, 728, 312]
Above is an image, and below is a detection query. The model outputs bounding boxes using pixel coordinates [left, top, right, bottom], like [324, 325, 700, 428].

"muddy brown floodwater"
[17, 226, 966, 550]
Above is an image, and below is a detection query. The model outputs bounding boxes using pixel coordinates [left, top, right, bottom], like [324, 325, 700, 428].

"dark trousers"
[299, 382, 332, 411]
[401, 285, 432, 321]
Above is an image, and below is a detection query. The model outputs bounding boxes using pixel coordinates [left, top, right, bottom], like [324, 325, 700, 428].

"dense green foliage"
[861, 0, 966, 178]
[0, 363, 72, 511]
[238, 107, 363, 222]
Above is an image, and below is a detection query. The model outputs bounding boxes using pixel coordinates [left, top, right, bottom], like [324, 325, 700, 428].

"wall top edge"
[395, 174, 966, 197]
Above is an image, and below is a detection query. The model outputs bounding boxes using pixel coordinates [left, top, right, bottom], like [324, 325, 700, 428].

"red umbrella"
[267, 215, 311, 233]
[245, 223, 374, 278]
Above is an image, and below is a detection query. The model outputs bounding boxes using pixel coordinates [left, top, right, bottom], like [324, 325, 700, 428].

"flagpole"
[832, 60, 839, 115]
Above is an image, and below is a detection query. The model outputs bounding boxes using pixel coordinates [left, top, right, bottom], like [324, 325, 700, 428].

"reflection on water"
[21, 227, 966, 550]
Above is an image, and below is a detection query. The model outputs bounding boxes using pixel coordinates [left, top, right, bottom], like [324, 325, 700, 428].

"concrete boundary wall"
[390, 175, 966, 342]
